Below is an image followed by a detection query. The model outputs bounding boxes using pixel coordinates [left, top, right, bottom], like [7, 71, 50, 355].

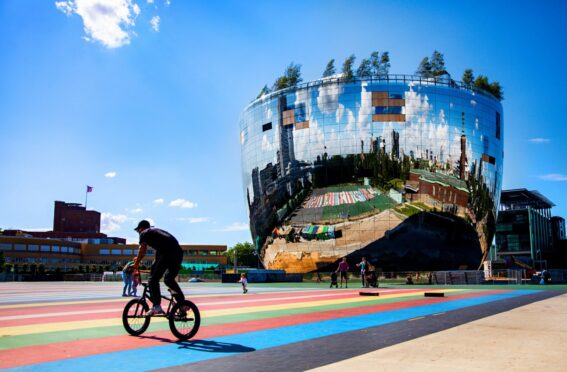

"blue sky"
[1, 0, 566, 246]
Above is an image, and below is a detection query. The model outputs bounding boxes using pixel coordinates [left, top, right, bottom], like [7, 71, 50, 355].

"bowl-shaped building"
[240, 75, 503, 272]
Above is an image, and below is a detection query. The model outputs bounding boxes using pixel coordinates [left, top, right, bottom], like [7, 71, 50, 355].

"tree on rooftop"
[370, 51, 380, 76]
[462, 69, 474, 87]
[356, 58, 372, 77]
[257, 84, 271, 99]
[378, 52, 390, 77]
[430, 50, 447, 76]
[322, 59, 336, 77]
[489, 81, 503, 100]
[416, 57, 432, 77]
[272, 62, 303, 91]
[342, 54, 356, 82]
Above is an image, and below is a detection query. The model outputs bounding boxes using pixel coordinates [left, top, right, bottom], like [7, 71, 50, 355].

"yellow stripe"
[0, 289, 463, 337]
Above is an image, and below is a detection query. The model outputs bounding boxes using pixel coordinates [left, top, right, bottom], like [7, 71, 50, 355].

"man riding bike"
[133, 220, 185, 316]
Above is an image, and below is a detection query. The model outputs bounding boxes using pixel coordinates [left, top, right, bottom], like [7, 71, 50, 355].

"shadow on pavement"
[177, 339, 256, 353]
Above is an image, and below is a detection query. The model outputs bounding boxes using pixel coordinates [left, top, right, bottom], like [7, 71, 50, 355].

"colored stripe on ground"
[0, 290, 504, 368]
[7, 290, 538, 371]
[0, 289, 463, 337]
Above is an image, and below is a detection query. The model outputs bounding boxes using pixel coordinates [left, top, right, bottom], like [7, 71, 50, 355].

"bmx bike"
[122, 281, 200, 340]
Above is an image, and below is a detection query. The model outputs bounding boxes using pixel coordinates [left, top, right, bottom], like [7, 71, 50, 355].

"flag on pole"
[87, 185, 93, 193]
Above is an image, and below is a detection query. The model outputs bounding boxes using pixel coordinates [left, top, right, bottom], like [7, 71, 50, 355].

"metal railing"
[246, 73, 500, 110]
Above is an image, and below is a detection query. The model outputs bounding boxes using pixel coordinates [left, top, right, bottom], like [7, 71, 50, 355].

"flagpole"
[85, 186, 88, 209]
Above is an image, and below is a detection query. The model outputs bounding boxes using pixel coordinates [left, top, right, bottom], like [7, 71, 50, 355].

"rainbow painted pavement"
[0, 282, 562, 371]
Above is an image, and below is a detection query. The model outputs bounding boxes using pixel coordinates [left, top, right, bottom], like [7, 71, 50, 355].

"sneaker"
[146, 306, 165, 316]
[122, 293, 128, 297]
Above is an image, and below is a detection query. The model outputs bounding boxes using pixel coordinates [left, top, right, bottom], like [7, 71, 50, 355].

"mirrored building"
[240, 75, 503, 272]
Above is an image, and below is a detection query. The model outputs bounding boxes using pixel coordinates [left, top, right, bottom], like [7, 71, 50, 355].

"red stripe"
[0, 290, 507, 368]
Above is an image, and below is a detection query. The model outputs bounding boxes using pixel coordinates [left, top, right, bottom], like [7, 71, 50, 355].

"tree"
[370, 51, 380, 76]
[356, 58, 372, 77]
[462, 69, 474, 87]
[474, 75, 490, 91]
[322, 59, 336, 77]
[257, 84, 271, 99]
[226, 242, 257, 267]
[379, 52, 390, 76]
[416, 57, 432, 77]
[285, 62, 302, 87]
[272, 62, 302, 91]
[489, 81, 503, 100]
[342, 54, 356, 82]
[430, 50, 446, 76]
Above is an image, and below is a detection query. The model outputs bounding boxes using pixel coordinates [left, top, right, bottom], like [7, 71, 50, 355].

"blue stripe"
[13, 290, 539, 372]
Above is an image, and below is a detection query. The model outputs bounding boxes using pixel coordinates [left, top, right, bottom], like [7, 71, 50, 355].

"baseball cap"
[134, 220, 151, 232]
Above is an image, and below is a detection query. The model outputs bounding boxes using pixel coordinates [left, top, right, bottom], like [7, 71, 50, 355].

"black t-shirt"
[139, 228, 181, 254]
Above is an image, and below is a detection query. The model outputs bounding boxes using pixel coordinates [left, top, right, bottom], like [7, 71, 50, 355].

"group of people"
[329, 256, 378, 288]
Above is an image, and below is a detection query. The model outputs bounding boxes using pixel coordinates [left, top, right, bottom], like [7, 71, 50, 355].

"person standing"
[121, 259, 134, 297]
[356, 257, 368, 288]
[132, 220, 185, 316]
[336, 257, 350, 288]
[239, 273, 248, 294]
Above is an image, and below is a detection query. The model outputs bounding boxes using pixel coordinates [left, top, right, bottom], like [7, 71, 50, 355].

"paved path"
[0, 282, 565, 371]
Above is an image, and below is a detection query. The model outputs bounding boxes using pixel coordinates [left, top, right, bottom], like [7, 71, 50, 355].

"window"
[295, 103, 306, 122]
[123, 249, 133, 255]
[0, 243, 11, 251]
[262, 122, 272, 132]
[60, 246, 67, 253]
[41, 245, 50, 252]
[111, 249, 122, 255]
[14, 244, 26, 251]
[28, 244, 39, 251]
[496, 112, 501, 140]
[374, 106, 403, 114]
[100, 249, 110, 255]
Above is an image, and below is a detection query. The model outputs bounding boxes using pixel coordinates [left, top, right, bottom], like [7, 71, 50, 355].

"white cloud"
[101, 212, 128, 233]
[216, 222, 249, 232]
[104, 171, 117, 178]
[55, 1, 74, 15]
[153, 198, 164, 205]
[169, 198, 197, 209]
[165, 0, 171, 6]
[150, 15, 160, 32]
[529, 138, 551, 144]
[539, 174, 567, 181]
[147, 0, 154, 3]
[55, 0, 141, 48]
[130, 207, 143, 214]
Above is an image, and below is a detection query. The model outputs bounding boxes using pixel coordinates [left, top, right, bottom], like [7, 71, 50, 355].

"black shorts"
[340, 271, 348, 279]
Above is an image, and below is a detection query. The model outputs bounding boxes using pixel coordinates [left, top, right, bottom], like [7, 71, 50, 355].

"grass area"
[321, 194, 397, 220]
[412, 202, 432, 211]
[325, 184, 369, 192]
[394, 203, 422, 217]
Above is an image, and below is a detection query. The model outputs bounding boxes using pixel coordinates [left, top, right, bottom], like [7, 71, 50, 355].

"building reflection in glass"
[240, 76, 503, 273]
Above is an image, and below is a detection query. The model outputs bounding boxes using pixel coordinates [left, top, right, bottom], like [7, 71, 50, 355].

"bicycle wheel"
[122, 298, 151, 336]
[168, 300, 200, 340]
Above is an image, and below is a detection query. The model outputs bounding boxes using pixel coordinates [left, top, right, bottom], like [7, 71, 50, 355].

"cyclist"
[132, 220, 185, 316]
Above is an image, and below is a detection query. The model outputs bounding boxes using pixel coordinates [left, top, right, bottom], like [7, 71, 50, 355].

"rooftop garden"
[257, 50, 503, 101]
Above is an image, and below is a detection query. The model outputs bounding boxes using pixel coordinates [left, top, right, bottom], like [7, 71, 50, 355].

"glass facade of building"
[240, 75, 503, 272]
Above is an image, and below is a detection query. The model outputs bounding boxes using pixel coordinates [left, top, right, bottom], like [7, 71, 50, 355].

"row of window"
[6, 257, 80, 264]
[0, 243, 80, 254]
